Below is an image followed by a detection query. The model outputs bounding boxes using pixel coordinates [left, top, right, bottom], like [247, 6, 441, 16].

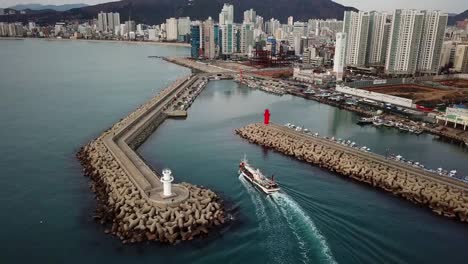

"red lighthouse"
[264, 109, 270, 125]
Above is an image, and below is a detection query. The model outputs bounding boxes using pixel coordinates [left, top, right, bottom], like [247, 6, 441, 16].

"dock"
[236, 123, 468, 222]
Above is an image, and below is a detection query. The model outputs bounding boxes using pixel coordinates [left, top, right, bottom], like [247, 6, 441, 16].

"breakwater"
[77, 74, 225, 244]
[236, 123, 468, 222]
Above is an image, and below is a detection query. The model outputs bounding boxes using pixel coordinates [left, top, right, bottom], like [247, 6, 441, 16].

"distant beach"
[0, 37, 190, 47]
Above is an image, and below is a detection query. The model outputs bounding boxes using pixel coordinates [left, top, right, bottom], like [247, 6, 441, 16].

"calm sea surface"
[1, 39, 468, 264]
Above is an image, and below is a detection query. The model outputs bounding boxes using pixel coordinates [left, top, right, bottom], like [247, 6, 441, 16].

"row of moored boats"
[358, 117, 423, 135]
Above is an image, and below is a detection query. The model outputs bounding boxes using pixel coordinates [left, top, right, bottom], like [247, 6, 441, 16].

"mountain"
[448, 9, 468, 25]
[0, 0, 356, 25]
[8, 3, 88, 12]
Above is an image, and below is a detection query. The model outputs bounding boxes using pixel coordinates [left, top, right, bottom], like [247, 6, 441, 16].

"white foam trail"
[271, 192, 337, 264]
[238, 175, 268, 223]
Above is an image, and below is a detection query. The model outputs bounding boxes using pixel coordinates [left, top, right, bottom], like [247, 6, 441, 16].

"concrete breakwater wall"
[236, 123, 468, 222]
[77, 75, 225, 244]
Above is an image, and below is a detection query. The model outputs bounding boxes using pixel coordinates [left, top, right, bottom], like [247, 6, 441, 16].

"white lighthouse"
[161, 169, 174, 197]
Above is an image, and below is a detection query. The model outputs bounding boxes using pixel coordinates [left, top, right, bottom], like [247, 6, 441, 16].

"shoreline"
[0, 36, 191, 47]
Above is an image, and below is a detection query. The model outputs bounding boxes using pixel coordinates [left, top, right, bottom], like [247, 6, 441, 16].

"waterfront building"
[28, 22, 36, 31]
[334, 32, 347, 81]
[243, 9, 256, 24]
[343, 11, 370, 67]
[166, 18, 178, 41]
[54, 22, 65, 36]
[190, 22, 202, 58]
[125, 20, 136, 34]
[417, 11, 448, 74]
[0, 23, 7, 36]
[202, 17, 216, 59]
[385, 9, 447, 75]
[177, 17, 191, 39]
[97, 11, 108, 32]
[454, 44, 468, 73]
[112, 13, 120, 32]
[366, 11, 389, 66]
[219, 4, 234, 25]
[107, 13, 115, 33]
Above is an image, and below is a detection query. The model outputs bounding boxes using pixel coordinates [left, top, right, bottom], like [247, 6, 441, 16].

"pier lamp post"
[161, 169, 174, 197]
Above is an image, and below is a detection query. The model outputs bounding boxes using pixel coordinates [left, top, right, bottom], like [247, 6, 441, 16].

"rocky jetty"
[77, 76, 225, 244]
[236, 123, 468, 222]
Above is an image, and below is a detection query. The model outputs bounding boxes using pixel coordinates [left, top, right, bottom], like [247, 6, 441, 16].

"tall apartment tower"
[219, 4, 236, 56]
[166, 18, 178, 41]
[334, 32, 347, 81]
[343, 11, 370, 66]
[386, 9, 447, 75]
[219, 4, 234, 25]
[366, 11, 389, 66]
[243, 9, 256, 24]
[97, 11, 108, 32]
[202, 18, 216, 59]
[385, 10, 425, 75]
[417, 10, 448, 74]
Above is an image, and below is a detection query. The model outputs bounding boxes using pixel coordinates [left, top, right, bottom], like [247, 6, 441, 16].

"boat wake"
[269, 192, 337, 264]
[239, 175, 336, 264]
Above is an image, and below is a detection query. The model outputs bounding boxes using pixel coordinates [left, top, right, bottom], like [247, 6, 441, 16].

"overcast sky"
[0, 0, 467, 13]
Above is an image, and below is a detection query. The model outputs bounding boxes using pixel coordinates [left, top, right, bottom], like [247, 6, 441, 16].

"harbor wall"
[236, 123, 468, 222]
[77, 74, 226, 244]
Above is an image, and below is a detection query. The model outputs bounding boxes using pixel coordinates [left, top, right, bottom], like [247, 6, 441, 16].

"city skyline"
[1, 0, 467, 13]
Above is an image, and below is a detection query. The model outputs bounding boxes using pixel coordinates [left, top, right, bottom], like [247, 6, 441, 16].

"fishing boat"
[238, 156, 280, 194]
[357, 117, 373, 125]
[372, 119, 384, 126]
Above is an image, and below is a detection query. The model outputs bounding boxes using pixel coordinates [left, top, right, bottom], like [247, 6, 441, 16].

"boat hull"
[239, 171, 280, 194]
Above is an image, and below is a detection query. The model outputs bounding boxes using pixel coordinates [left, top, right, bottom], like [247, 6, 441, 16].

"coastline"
[0, 36, 191, 47]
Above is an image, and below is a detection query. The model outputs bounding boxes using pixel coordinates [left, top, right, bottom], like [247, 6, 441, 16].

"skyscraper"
[202, 18, 216, 59]
[343, 11, 370, 66]
[97, 11, 107, 32]
[239, 23, 254, 54]
[219, 4, 234, 25]
[190, 22, 202, 58]
[385, 9, 446, 75]
[334, 32, 347, 81]
[177, 17, 191, 38]
[166, 18, 178, 41]
[454, 45, 468, 73]
[219, 4, 236, 56]
[243, 9, 256, 24]
[107, 12, 114, 33]
[417, 11, 448, 74]
[366, 11, 389, 66]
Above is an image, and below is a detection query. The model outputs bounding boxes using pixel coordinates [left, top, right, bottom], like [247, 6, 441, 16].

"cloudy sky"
[0, 0, 467, 13]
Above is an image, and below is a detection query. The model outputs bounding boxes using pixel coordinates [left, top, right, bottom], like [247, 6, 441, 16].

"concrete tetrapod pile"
[235, 123, 468, 222]
[77, 76, 225, 244]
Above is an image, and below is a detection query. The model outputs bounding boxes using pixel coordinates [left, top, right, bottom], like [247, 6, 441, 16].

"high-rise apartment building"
[366, 11, 389, 66]
[220, 23, 237, 55]
[343, 11, 370, 66]
[385, 9, 447, 75]
[190, 22, 202, 58]
[417, 10, 448, 74]
[219, 4, 234, 25]
[202, 18, 216, 59]
[177, 17, 191, 38]
[239, 23, 254, 54]
[166, 18, 178, 41]
[97, 11, 108, 32]
[243, 9, 256, 24]
[454, 45, 468, 73]
[334, 32, 347, 81]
